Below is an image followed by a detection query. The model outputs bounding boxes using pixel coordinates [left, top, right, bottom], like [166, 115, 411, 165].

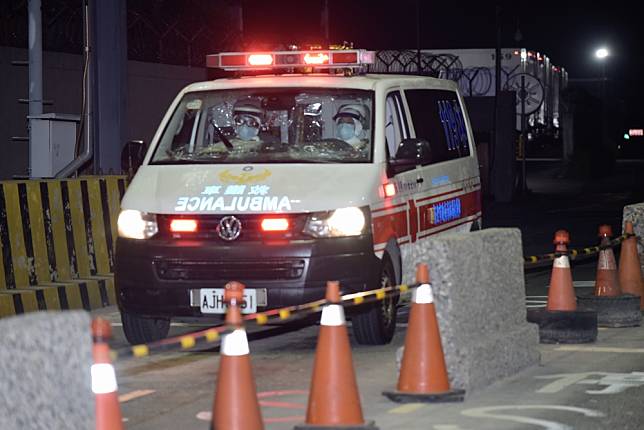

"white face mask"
[237, 124, 259, 141]
[337, 123, 355, 141]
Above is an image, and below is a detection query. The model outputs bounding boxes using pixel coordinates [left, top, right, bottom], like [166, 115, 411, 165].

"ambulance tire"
[122, 311, 171, 345]
[352, 258, 398, 345]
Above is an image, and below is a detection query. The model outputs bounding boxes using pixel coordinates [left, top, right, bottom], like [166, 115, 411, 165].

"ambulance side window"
[404, 89, 471, 164]
[385, 91, 406, 160]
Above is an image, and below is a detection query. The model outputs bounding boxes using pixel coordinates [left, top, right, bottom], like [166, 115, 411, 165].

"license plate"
[200, 288, 257, 314]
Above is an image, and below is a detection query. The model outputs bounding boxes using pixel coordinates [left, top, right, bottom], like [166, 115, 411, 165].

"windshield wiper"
[212, 123, 234, 150]
[150, 158, 217, 165]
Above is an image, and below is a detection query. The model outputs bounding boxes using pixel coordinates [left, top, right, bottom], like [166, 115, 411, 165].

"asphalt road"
[95, 160, 644, 429]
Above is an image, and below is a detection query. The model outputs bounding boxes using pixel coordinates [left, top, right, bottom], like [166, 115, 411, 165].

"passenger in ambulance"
[333, 104, 369, 151]
[232, 98, 265, 145]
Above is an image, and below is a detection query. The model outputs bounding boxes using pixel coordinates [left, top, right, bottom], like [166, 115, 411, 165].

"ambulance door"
[402, 88, 481, 238]
[383, 90, 422, 247]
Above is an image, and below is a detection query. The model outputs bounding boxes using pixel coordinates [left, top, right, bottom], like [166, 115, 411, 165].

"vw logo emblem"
[217, 216, 242, 241]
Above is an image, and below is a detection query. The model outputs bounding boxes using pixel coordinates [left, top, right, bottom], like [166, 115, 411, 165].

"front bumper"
[115, 235, 380, 318]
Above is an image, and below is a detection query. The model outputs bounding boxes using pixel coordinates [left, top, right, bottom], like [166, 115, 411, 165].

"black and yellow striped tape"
[112, 283, 419, 360]
[523, 233, 636, 268]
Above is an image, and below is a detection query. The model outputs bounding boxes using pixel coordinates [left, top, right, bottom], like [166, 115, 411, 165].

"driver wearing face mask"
[233, 99, 265, 144]
[333, 104, 369, 150]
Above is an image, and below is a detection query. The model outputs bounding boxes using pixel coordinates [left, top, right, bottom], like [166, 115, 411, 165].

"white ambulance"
[116, 49, 482, 345]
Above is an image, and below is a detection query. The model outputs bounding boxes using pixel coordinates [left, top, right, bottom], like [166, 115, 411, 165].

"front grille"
[156, 214, 309, 241]
[154, 259, 306, 281]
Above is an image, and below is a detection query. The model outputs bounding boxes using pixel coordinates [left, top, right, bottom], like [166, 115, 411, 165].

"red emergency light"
[248, 54, 274, 66]
[261, 218, 289, 232]
[304, 52, 330, 65]
[206, 49, 374, 72]
[170, 219, 198, 233]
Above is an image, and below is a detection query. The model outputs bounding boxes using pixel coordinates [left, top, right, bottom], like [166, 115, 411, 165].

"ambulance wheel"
[121, 311, 170, 345]
[352, 258, 398, 345]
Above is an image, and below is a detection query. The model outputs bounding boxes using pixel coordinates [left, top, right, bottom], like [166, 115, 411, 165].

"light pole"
[595, 47, 609, 153]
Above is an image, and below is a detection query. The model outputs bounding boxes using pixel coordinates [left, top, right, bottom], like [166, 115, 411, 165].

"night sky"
[242, 0, 644, 125]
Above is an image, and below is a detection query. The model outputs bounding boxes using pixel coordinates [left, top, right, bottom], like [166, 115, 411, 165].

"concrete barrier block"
[0, 311, 94, 430]
[402, 228, 540, 393]
[623, 203, 644, 278]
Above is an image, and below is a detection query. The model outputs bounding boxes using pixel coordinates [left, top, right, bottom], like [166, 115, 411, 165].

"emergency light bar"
[206, 49, 375, 71]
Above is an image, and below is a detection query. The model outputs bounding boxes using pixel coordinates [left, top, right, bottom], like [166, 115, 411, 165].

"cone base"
[527, 309, 598, 344]
[294, 420, 378, 430]
[577, 294, 642, 328]
[382, 388, 465, 403]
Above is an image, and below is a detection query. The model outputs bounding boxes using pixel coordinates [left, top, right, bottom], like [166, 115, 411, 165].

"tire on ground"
[122, 311, 171, 345]
[527, 309, 598, 344]
[352, 257, 398, 345]
[577, 294, 642, 328]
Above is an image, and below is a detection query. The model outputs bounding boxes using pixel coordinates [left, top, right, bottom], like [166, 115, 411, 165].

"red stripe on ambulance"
[372, 189, 481, 248]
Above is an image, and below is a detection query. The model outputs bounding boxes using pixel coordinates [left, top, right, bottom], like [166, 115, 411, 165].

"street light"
[594, 46, 610, 154]
[595, 47, 609, 59]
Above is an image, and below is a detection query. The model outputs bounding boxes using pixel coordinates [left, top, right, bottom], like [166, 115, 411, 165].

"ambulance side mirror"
[121, 140, 146, 177]
[388, 138, 432, 176]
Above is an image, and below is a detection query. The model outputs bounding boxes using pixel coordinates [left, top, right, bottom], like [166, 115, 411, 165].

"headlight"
[304, 207, 366, 238]
[117, 210, 158, 239]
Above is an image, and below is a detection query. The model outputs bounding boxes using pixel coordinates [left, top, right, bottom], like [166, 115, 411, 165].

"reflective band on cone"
[413, 283, 434, 304]
[91, 363, 118, 394]
[598, 250, 617, 270]
[320, 304, 345, 326]
[593, 226, 622, 297]
[553, 256, 570, 269]
[221, 329, 250, 356]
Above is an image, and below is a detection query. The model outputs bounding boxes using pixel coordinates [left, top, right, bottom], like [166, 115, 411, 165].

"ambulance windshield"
[150, 88, 373, 164]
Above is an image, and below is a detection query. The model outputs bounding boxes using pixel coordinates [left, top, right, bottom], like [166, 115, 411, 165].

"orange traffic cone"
[619, 221, 644, 309]
[383, 263, 464, 403]
[212, 282, 263, 430]
[295, 281, 377, 430]
[91, 318, 124, 430]
[547, 230, 576, 311]
[594, 225, 621, 297]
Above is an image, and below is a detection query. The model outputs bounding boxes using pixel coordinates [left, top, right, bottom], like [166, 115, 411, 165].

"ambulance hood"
[122, 164, 381, 214]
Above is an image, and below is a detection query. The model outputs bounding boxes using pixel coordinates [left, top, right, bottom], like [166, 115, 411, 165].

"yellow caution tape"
[205, 329, 219, 343]
[279, 309, 291, 320]
[132, 344, 150, 358]
[113, 283, 418, 361]
[180, 336, 196, 349]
